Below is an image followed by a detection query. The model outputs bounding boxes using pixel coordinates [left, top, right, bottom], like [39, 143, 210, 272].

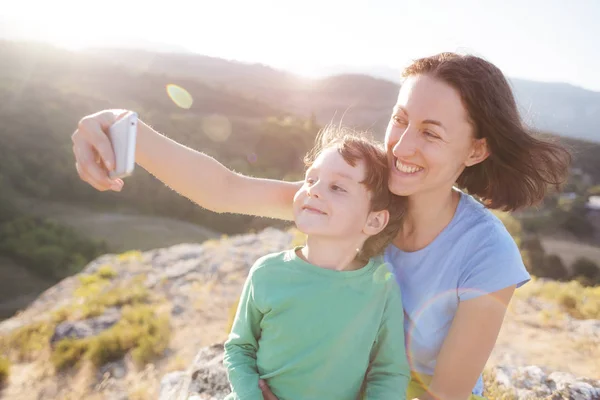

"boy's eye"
[306, 178, 315, 184]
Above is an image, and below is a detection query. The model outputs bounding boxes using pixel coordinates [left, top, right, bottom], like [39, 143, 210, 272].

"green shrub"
[1, 320, 55, 361]
[517, 279, 600, 320]
[51, 338, 88, 371]
[96, 265, 117, 279]
[2, 272, 164, 374]
[51, 304, 171, 370]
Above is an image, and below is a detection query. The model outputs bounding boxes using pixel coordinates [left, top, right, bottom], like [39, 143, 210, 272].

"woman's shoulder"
[453, 192, 531, 298]
[453, 190, 519, 249]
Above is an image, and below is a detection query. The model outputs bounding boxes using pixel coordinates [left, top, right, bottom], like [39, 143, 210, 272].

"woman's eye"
[424, 130, 439, 139]
[392, 116, 406, 125]
[331, 185, 346, 192]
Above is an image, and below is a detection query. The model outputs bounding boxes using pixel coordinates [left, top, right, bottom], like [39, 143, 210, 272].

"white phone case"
[108, 112, 138, 179]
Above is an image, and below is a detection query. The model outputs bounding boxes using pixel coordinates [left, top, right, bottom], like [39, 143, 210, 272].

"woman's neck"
[299, 235, 366, 271]
[395, 187, 461, 252]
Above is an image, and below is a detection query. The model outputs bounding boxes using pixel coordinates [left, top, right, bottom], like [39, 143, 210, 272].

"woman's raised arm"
[71, 110, 299, 221]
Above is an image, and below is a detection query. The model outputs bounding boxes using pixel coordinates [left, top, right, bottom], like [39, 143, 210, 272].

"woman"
[71, 52, 570, 399]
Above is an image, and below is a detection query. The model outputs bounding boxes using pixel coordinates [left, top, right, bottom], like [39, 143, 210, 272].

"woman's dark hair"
[403, 52, 572, 211]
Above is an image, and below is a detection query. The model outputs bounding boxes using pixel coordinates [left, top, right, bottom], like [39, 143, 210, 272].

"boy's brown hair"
[303, 125, 405, 263]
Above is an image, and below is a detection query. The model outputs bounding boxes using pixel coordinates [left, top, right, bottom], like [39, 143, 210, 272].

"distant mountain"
[84, 49, 400, 136]
[87, 49, 600, 142]
[309, 64, 600, 143]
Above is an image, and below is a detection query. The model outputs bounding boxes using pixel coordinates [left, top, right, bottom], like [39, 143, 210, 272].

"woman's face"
[384, 74, 488, 197]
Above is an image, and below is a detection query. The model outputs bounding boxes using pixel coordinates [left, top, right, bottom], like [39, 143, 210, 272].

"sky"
[1, 0, 599, 91]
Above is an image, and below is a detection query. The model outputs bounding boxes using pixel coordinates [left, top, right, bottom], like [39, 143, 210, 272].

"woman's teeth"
[395, 159, 423, 174]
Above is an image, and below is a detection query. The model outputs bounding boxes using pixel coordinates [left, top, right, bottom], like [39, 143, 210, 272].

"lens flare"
[202, 114, 232, 142]
[403, 287, 512, 384]
[373, 262, 394, 283]
[166, 84, 193, 109]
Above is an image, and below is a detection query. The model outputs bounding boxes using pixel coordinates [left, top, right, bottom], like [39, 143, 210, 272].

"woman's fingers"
[73, 141, 122, 191]
[76, 116, 116, 172]
[71, 109, 132, 192]
[75, 161, 108, 192]
[259, 379, 279, 400]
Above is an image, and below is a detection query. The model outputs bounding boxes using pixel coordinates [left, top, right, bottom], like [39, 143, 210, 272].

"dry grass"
[165, 355, 188, 373]
[0, 261, 171, 380]
[51, 304, 171, 371]
[96, 264, 118, 279]
[0, 356, 10, 387]
[1, 319, 55, 362]
[516, 277, 600, 320]
[483, 368, 517, 400]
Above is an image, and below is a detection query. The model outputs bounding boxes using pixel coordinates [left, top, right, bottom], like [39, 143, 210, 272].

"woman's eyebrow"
[394, 105, 446, 131]
[423, 119, 446, 130]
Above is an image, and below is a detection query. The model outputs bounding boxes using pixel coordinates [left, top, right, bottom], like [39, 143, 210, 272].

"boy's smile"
[293, 147, 371, 238]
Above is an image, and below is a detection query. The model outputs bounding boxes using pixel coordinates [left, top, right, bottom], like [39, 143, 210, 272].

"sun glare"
[3, 1, 145, 51]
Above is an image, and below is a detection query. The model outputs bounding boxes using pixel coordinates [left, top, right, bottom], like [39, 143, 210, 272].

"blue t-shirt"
[384, 189, 531, 395]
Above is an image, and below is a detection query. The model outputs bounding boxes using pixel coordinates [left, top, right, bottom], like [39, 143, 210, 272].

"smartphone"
[108, 111, 138, 179]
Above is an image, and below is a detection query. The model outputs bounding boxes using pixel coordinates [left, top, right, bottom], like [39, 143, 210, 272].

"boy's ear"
[364, 209, 389, 236]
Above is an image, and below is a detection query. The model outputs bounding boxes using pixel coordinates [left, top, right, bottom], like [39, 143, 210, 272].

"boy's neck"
[299, 236, 366, 271]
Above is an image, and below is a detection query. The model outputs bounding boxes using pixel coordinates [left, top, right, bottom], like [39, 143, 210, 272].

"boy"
[223, 127, 410, 400]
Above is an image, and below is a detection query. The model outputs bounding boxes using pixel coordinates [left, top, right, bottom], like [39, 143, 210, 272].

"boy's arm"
[364, 281, 411, 399]
[223, 269, 264, 400]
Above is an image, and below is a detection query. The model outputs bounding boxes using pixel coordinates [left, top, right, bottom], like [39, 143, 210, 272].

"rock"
[163, 259, 203, 281]
[161, 345, 600, 400]
[160, 371, 187, 400]
[151, 244, 205, 270]
[491, 365, 600, 400]
[159, 344, 231, 400]
[570, 319, 600, 337]
[99, 359, 128, 380]
[50, 320, 94, 344]
[171, 303, 186, 317]
[50, 308, 120, 345]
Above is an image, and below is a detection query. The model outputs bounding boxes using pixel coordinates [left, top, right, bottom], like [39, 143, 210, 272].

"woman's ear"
[465, 137, 490, 167]
[364, 209, 390, 236]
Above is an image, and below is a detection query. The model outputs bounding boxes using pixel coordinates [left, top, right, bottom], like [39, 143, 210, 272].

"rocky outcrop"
[1, 226, 599, 400]
[49, 307, 121, 345]
[160, 345, 600, 400]
[0, 227, 294, 400]
[491, 365, 600, 400]
[159, 344, 230, 400]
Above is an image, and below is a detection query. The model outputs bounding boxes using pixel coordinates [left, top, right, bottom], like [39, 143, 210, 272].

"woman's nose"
[391, 126, 418, 158]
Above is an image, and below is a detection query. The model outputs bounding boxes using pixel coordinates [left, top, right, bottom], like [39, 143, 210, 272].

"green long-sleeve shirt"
[223, 247, 410, 400]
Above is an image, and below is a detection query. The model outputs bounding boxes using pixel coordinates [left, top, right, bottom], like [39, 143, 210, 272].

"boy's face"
[293, 148, 372, 238]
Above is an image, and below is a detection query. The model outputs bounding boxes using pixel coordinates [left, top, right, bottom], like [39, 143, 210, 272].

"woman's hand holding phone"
[71, 109, 135, 192]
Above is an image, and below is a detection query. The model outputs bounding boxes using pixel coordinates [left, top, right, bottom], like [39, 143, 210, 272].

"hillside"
[0, 39, 598, 324]
[0, 40, 319, 320]
[85, 48, 405, 134]
[86, 48, 600, 143]
[0, 228, 598, 399]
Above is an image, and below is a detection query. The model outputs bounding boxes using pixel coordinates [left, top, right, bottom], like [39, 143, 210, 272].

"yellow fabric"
[407, 371, 487, 400]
